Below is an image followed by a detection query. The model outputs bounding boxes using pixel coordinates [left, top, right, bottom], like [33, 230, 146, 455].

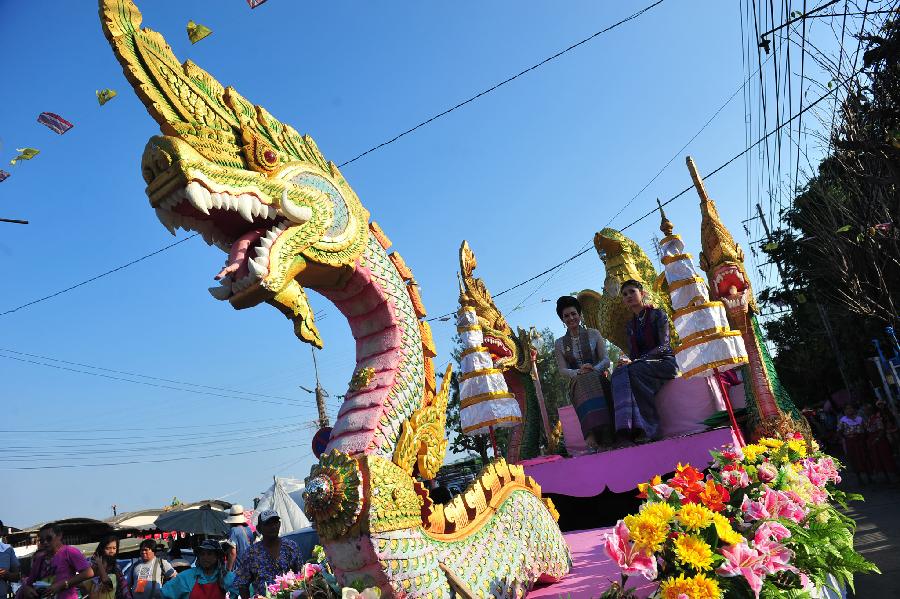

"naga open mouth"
[712, 263, 749, 311]
[152, 180, 301, 302]
[483, 333, 514, 365]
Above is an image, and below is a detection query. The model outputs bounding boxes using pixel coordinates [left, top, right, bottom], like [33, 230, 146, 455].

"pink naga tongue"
[214, 229, 264, 280]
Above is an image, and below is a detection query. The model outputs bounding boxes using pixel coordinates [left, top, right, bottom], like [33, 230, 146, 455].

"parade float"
[100, 1, 569, 596]
[98, 0, 874, 595]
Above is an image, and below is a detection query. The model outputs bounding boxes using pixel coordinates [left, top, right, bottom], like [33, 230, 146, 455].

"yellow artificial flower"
[673, 534, 714, 571]
[711, 512, 744, 545]
[659, 573, 694, 599]
[741, 443, 766, 463]
[787, 438, 807, 457]
[624, 512, 669, 554]
[690, 573, 723, 598]
[759, 437, 784, 449]
[641, 501, 676, 523]
[676, 502, 715, 531]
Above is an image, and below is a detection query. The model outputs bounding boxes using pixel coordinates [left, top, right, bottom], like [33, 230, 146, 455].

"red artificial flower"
[670, 463, 705, 502]
[698, 478, 731, 512]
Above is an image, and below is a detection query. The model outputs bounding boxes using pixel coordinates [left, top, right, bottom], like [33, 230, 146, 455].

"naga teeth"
[155, 208, 177, 236]
[280, 189, 312, 224]
[237, 196, 255, 222]
[186, 182, 210, 215]
[248, 257, 268, 277]
[208, 285, 232, 300]
[255, 245, 270, 259]
[260, 234, 274, 249]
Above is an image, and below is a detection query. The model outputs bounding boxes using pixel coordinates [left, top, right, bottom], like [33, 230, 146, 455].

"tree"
[758, 15, 900, 401]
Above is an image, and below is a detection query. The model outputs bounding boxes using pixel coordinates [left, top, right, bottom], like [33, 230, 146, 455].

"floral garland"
[601, 435, 879, 599]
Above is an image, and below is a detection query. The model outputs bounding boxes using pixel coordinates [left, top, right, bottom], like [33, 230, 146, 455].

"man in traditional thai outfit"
[554, 296, 613, 450]
[611, 279, 678, 445]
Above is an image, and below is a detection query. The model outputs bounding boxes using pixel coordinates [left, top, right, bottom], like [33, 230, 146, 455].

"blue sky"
[1, 0, 847, 526]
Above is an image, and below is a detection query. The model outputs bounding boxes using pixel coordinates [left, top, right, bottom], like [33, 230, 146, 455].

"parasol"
[153, 504, 228, 537]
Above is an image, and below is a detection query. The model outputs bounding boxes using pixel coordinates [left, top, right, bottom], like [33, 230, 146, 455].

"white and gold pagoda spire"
[658, 201, 749, 379]
[456, 276, 522, 437]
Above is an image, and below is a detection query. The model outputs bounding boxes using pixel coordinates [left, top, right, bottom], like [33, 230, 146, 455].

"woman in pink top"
[837, 404, 870, 483]
[19, 523, 94, 599]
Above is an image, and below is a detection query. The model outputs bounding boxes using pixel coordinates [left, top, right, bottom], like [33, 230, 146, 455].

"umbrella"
[153, 505, 228, 537]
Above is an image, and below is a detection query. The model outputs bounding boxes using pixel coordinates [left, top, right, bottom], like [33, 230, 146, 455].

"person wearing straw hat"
[224, 506, 253, 561]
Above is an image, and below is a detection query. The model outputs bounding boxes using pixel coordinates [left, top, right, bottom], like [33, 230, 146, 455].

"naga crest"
[458, 241, 530, 373]
[578, 228, 673, 353]
[101, 0, 370, 348]
[690, 157, 760, 316]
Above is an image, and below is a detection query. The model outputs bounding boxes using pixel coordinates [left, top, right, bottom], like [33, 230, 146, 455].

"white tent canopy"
[252, 477, 311, 535]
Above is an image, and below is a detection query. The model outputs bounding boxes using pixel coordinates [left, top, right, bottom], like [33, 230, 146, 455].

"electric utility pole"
[755, 203, 852, 392]
[299, 347, 331, 429]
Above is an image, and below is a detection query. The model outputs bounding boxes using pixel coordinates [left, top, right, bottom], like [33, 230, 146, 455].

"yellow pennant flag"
[187, 20, 213, 44]
[10, 148, 39, 166]
[96, 89, 118, 105]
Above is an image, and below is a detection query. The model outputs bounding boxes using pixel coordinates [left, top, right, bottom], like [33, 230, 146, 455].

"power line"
[336, 0, 667, 168]
[0, 352, 322, 409]
[0, 234, 199, 316]
[2, 424, 306, 458]
[0, 347, 319, 406]
[0, 441, 303, 471]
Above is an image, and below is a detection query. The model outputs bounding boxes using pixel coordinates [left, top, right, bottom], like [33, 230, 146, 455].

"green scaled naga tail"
[688, 157, 811, 442]
[99, 1, 570, 596]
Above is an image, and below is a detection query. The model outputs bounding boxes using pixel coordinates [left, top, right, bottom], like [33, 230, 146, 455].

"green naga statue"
[688, 157, 810, 441]
[99, 1, 569, 596]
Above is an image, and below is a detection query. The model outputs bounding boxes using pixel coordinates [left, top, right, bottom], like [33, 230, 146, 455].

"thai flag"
[0, 170, 9, 182]
[247, 0, 268, 8]
[37, 112, 74, 135]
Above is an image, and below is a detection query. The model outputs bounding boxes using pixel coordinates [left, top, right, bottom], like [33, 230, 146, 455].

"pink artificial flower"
[742, 487, 808, 524]
[717, 542, 766, 599]
[756, 461, 778, 483]
[721, 465, 750, 489]
[741, 495, 771, 522]
[267, 584, 281, 596]
[808, 486, 828, 505]
[301, 563, 323, 581]
[603, 520, 659, 580]
[754, 521, 790, 545]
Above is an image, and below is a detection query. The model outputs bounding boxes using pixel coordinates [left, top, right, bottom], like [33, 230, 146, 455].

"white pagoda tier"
[456, 307, 522, 436]
[658, 208, 749, 378]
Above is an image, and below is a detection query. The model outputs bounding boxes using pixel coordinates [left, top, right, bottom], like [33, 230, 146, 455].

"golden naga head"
[593, 228, 661, 298]
[688, 156, 759, 315]
[458, 241, 529, 373]
[101, 0, 371, 346]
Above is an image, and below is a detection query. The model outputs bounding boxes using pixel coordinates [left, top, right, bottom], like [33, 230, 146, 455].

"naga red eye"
[263, 150, 277, 163]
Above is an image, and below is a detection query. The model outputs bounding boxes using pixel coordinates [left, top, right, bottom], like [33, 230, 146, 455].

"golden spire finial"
[657, 198, 674, 236]
[686, 155, 710, 203]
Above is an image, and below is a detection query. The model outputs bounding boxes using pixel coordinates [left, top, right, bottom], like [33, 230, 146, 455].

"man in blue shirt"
[0, 521, 21, 599]
[225, 505, 254, 559]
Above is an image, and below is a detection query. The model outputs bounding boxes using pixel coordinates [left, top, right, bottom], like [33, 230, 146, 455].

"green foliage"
[757, 15, 900, 401]
[786, 505, 880, 593]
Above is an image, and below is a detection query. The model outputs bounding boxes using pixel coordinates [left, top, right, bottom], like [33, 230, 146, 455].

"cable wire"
[336, 0, 666, 168]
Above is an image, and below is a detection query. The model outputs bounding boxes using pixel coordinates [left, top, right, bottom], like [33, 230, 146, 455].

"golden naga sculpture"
[689, 156, 810, 441]
[578, 228, 674, 354]
[99, 1, 569, 596]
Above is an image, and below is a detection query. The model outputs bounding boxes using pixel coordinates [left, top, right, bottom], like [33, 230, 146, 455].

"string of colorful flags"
[1, 1, 269, 185]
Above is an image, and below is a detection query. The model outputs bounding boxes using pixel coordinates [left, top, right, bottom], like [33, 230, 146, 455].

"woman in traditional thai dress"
[554, 296, 613, 449]
[610, 279, 678, 444]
